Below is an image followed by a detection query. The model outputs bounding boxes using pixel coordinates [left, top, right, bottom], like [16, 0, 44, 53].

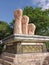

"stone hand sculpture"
[14, 9, 23, 34]
[14, 9, 36, 35]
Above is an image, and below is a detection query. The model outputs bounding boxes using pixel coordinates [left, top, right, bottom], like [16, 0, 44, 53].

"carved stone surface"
[1, 9, 49, 65]
[28, 23, 36, 35]
[21, 15, 29, 34]
[14, 9, 22, 19]
[14, 53, 49, 65]
[0, 52, 49, 65]
[42, 56, 49, 65]
[14, 9, 23, 34]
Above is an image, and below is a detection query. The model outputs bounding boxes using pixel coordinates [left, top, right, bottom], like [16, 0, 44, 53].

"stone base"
[5, 42, 47, 54]
[5, 42, 22, 54]
[14, 53, 49, 65]
[0, 52, 49, 65]
[0, 42, 48, 65]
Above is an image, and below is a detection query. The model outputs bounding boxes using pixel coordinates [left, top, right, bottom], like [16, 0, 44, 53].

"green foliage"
[10, 20, 15, 32]
[0, 43, 5, 54]
[0, 21, 13, 53]
[0, 21, 12, 39]
[45, 42, 49, 49]
[23, 6, 49, 36]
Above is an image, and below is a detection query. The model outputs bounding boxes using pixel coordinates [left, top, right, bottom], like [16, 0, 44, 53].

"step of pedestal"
[0, 58, 13, 65]
[2, 56, 14, 62]
[0, 58, 3, 64]
[2, 52, 15, 58]
[0, 52, 15, 65]
[3, 60, 13, 65]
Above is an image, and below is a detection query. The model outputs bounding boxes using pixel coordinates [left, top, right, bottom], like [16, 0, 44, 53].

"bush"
[0, 43, 5, 54]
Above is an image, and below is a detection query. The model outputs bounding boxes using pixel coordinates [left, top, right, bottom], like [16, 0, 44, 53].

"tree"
[23, 6, 49, 36]
[10, 20, 15, 33]
[0, 21, 13, 54]
[0, 21, 12, 39]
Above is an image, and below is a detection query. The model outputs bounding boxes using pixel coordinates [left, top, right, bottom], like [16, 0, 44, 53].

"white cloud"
[31, 0, 40, 5]
[42, 3, 49, 10]
[31, 0, 49, 10]
[39, 0, 49, 10]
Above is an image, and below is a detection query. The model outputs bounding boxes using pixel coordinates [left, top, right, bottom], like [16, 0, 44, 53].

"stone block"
[14, 9, 23, 34]
[28, 23, 36, 35]
[21, 15, 29, 34]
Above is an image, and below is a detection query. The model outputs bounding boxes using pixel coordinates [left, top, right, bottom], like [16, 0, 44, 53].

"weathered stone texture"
[14, 9, 23, 34]
[17, 43, 22, 54]
[21, 15, 29, 34]
[1, 9, 48, 65]
[14, 53, 49, 65]
[14, 9, 36, 35]
[28, 23, 36, 35]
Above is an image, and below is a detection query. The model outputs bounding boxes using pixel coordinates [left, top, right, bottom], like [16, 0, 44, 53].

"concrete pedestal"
[5, 42, 47, 54]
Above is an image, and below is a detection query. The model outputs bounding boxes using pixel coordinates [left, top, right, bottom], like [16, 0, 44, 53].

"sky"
[0, 0, 49, 23]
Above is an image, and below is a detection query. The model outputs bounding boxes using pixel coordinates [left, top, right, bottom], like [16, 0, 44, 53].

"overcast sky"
[0, 0, 49, 23]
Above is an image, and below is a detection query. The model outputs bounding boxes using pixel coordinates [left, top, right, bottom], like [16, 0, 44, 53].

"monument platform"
[0, 9, 49, 65]
[2, 34, 49, 44]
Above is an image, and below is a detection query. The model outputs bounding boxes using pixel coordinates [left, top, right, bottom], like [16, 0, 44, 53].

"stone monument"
[0, 9, 49, 65]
